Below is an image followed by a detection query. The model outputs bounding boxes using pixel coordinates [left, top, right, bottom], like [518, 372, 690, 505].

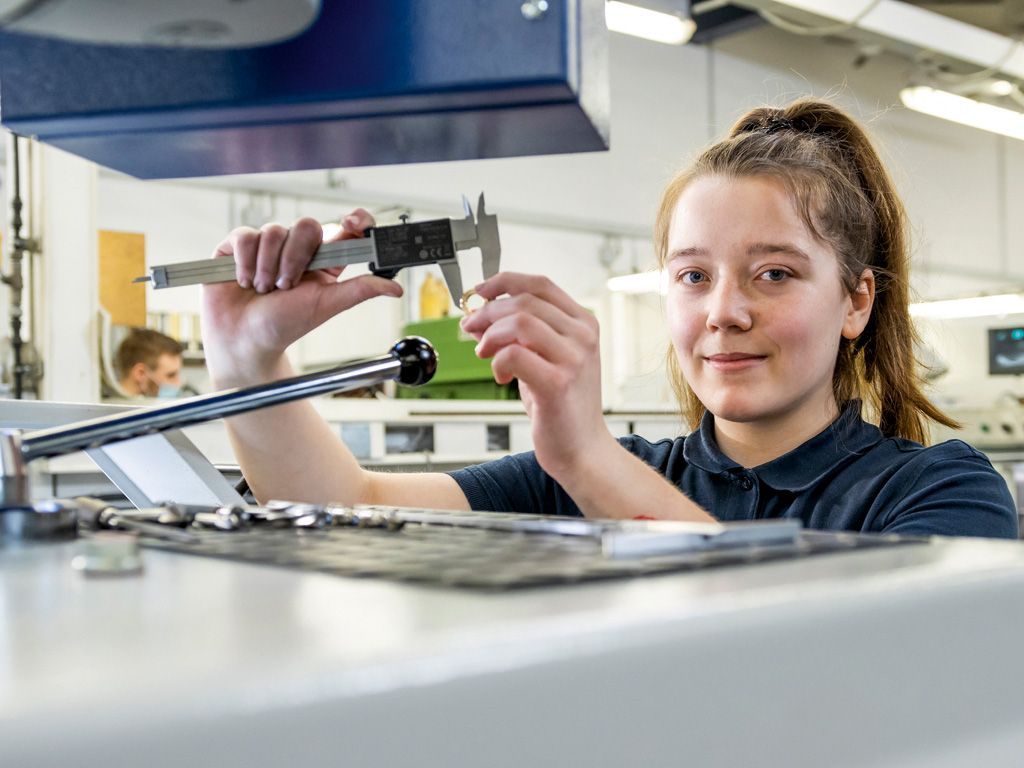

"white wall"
[67, 26, 1022, 408]
[38, 146, 99, 402]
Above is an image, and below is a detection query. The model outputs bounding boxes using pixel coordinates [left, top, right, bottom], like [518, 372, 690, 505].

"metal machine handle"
[0, 337, 436, 516]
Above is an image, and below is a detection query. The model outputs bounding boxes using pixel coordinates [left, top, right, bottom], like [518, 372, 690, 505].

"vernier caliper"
[134, 193, 500, 304]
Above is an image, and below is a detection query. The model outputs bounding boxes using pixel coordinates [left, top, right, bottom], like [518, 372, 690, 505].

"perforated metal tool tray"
[138, 514, 920, 590]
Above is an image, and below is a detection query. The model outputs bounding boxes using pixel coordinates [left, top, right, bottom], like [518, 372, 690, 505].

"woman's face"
[665, 175, 868, 429]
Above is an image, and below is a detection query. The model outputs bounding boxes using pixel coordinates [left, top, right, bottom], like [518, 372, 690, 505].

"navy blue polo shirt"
[449, 402, 1019, 539]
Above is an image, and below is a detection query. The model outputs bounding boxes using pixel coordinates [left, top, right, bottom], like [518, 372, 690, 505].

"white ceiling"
[905, 0, 1024, 37]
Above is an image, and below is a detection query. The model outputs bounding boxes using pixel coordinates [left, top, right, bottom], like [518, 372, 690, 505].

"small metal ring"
[460, 289, 488, 316]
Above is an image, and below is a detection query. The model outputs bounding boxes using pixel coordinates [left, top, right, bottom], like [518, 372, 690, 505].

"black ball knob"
[391, 336, 437, 386]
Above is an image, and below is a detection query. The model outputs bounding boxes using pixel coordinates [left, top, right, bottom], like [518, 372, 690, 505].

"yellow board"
[98, 230, 146, 326]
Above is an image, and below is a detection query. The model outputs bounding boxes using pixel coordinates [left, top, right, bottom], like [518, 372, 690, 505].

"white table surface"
[4, 535, 1024, 767]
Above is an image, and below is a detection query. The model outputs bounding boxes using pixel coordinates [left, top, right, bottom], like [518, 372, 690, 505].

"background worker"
[114, 327, 185, 398]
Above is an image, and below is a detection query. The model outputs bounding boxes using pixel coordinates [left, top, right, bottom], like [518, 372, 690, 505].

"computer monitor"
[988, 326, 1024, 375]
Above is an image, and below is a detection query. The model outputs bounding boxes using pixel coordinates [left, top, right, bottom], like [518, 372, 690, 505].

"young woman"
[201, 98, 1018, 538]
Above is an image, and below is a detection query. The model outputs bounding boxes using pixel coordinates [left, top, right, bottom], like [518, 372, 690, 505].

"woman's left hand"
[459, 272, 616, 484]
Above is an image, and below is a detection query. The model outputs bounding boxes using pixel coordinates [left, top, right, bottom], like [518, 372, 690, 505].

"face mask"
[142, 368, 182, 399]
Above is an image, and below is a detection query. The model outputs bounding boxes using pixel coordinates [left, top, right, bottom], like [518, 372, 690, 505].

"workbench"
[5, 534, 1024, 767]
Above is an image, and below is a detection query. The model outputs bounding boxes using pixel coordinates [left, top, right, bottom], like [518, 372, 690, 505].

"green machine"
[398, 317, 517, 400]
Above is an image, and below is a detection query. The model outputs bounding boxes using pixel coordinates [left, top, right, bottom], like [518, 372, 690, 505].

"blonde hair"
[654, 98, 956, 444]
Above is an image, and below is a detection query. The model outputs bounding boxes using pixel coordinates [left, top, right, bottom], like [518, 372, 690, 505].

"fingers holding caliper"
[135, 193, 502, 299]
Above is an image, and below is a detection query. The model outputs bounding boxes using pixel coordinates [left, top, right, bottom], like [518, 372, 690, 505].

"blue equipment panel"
[0, 0, 608, 179]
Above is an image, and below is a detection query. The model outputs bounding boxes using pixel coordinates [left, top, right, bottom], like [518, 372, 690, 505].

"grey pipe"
[19, 337, 436, 462]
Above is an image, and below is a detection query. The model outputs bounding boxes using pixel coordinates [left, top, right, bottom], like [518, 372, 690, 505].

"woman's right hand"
[200, 209, 404, 388]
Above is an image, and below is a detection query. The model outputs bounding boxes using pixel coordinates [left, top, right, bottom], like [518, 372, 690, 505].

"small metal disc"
[72, 531, 144, 577]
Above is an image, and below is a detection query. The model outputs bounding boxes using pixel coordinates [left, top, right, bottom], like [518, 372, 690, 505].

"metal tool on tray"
[74, 499, 410, 541]
[134, 193, 501, 305]
[73, 495, 803, 560]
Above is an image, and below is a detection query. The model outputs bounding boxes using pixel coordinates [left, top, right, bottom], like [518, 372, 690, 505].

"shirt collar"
[682, 400, 883, 492]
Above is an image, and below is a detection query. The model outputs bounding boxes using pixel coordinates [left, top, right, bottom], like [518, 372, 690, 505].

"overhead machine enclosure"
[0, 0, 609, 178]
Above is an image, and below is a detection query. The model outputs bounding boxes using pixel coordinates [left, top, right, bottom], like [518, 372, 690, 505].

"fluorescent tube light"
[605, 1, 696, 45]
[900, 86, 1024, 141]
[606, 270, 668, 294]
[608, 272, 1024, 317]
[991, 79, 1015, 97]
[909, 293, 1024, 320]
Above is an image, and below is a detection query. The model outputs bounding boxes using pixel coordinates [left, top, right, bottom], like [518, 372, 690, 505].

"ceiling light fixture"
[991, 79, 1016, 97]
[909, 292, 1024, 320]
[900, 86, 1024, 141]
[605, 1, 697, 45]
[606, 270, 668, 294]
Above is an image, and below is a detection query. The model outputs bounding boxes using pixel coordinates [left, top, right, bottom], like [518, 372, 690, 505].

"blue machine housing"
[0, 0, 609, 179]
